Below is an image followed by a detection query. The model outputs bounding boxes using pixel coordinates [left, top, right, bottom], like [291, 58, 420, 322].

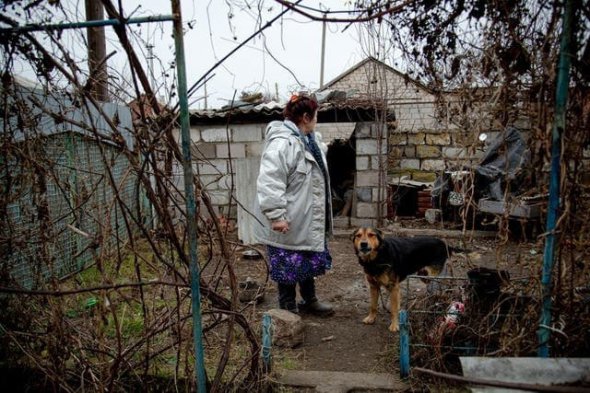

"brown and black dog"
[351, 227, 457, 333]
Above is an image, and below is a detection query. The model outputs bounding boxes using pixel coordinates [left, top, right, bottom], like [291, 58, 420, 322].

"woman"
[253, 93, 334, 316]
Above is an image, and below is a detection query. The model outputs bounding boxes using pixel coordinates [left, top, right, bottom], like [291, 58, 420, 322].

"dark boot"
[278, 283, 298, 313]
[298, 278, 334, 316]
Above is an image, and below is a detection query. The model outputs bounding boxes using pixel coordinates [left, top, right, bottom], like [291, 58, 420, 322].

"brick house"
[183, 57, 498, 241]
[321, 56, 475, 174]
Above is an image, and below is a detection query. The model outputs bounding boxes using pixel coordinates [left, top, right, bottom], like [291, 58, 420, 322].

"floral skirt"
[267, 243, 332, 285]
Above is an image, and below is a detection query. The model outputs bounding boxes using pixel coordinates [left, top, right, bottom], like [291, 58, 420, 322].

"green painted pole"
[170, 0, 207, 390]
[538, 0, 575, 358]
[262, 314, 273, 373]
[0, 15, 175, 33]
[399, 310, 410, 378]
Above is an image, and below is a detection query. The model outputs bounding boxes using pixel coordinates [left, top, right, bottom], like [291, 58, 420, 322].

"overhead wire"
[273, 0, 415, 23]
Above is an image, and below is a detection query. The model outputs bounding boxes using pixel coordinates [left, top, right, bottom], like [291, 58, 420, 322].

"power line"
[274, 0, 415, 23]
[289, 1, 389, 15]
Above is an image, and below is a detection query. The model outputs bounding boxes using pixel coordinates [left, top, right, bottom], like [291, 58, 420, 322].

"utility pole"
[85, 0, 108, 101]
[203, 80, 208, 109]
[146, 43, 156, 90]
[319, 12, 327, 89]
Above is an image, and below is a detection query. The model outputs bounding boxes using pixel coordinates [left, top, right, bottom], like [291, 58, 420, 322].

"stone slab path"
[277, 370, 408, 392]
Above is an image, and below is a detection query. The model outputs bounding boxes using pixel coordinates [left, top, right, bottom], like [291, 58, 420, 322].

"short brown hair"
[283, 94, 318, 124]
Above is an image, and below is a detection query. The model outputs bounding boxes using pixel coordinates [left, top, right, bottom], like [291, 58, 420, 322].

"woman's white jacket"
[253, 119, 332, 252]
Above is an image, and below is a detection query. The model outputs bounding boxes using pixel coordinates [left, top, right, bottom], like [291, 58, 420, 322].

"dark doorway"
[327, 135, 356, 217]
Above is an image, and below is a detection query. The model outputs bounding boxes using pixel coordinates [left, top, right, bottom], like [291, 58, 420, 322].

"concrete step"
[276, 370, 407, 392]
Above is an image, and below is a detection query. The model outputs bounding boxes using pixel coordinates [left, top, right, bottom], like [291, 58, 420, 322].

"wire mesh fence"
[3, 125, 146, 289]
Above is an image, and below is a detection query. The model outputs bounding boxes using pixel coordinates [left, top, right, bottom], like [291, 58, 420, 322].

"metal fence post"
[538, 0, 575, 358]
[399, 309, 410, 378]
[262, 314, 273, 373]
[171, 0, 207, 390]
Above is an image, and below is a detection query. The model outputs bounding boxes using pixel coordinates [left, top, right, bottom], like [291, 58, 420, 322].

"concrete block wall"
[349, 122, 389, 228]
[172, 125, 265, 218]
[174, 119, 391, 229]
[174, 119, 484, 228]
[175, 122, 373, 221]
[327, 60, 440, 131]
[316, 122, 355, 142]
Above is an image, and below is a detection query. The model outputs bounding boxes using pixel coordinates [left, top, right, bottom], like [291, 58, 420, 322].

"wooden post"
[85, 0, 108, 101]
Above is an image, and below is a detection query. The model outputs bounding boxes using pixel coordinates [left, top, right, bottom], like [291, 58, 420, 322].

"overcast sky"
[120, 1, 366, 109]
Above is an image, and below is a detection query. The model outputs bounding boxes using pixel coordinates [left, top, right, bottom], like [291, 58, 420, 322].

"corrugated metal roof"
[189, 91, 393, 125]
[1, 79, 135, 150]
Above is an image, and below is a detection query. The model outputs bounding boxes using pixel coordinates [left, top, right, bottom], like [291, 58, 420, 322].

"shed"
[1, 78, 140, 288]
[187, 97, 393, 244]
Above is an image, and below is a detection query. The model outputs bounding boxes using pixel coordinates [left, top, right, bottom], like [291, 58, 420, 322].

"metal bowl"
[242, 249, 262, 260]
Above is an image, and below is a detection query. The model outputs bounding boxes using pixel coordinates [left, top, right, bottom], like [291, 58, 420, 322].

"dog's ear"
[350, 228, 359, 241]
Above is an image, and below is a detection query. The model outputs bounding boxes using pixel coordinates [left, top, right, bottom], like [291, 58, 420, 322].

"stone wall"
[389, 121, 486, 175]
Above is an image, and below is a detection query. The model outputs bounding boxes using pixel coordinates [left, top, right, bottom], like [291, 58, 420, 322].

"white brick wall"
[216, 142, 246, 158]
[316, 123, 355, 142]
[328, 60, 438, 133]
[233, 125, 263, 142]
[196, 159, 227, 175]
[201, 127, 232, 142]
[353, 121, 388, 223]
[182, 125, 258, 216]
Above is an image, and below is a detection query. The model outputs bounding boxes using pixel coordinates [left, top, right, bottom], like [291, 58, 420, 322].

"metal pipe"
[538, 0, 575, 358]
[399, 310, 410, 378]
[170, 0, 207, 390]
[319, 13, 327, 88]
[0, 15, 175, 33]
[262, 314, 273, 373]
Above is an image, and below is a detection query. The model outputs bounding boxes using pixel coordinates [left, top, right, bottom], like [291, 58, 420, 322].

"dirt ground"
[233, 218, 543, 389]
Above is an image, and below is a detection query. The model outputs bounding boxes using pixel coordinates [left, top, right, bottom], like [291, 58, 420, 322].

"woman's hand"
[271, 220, 289, 234]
